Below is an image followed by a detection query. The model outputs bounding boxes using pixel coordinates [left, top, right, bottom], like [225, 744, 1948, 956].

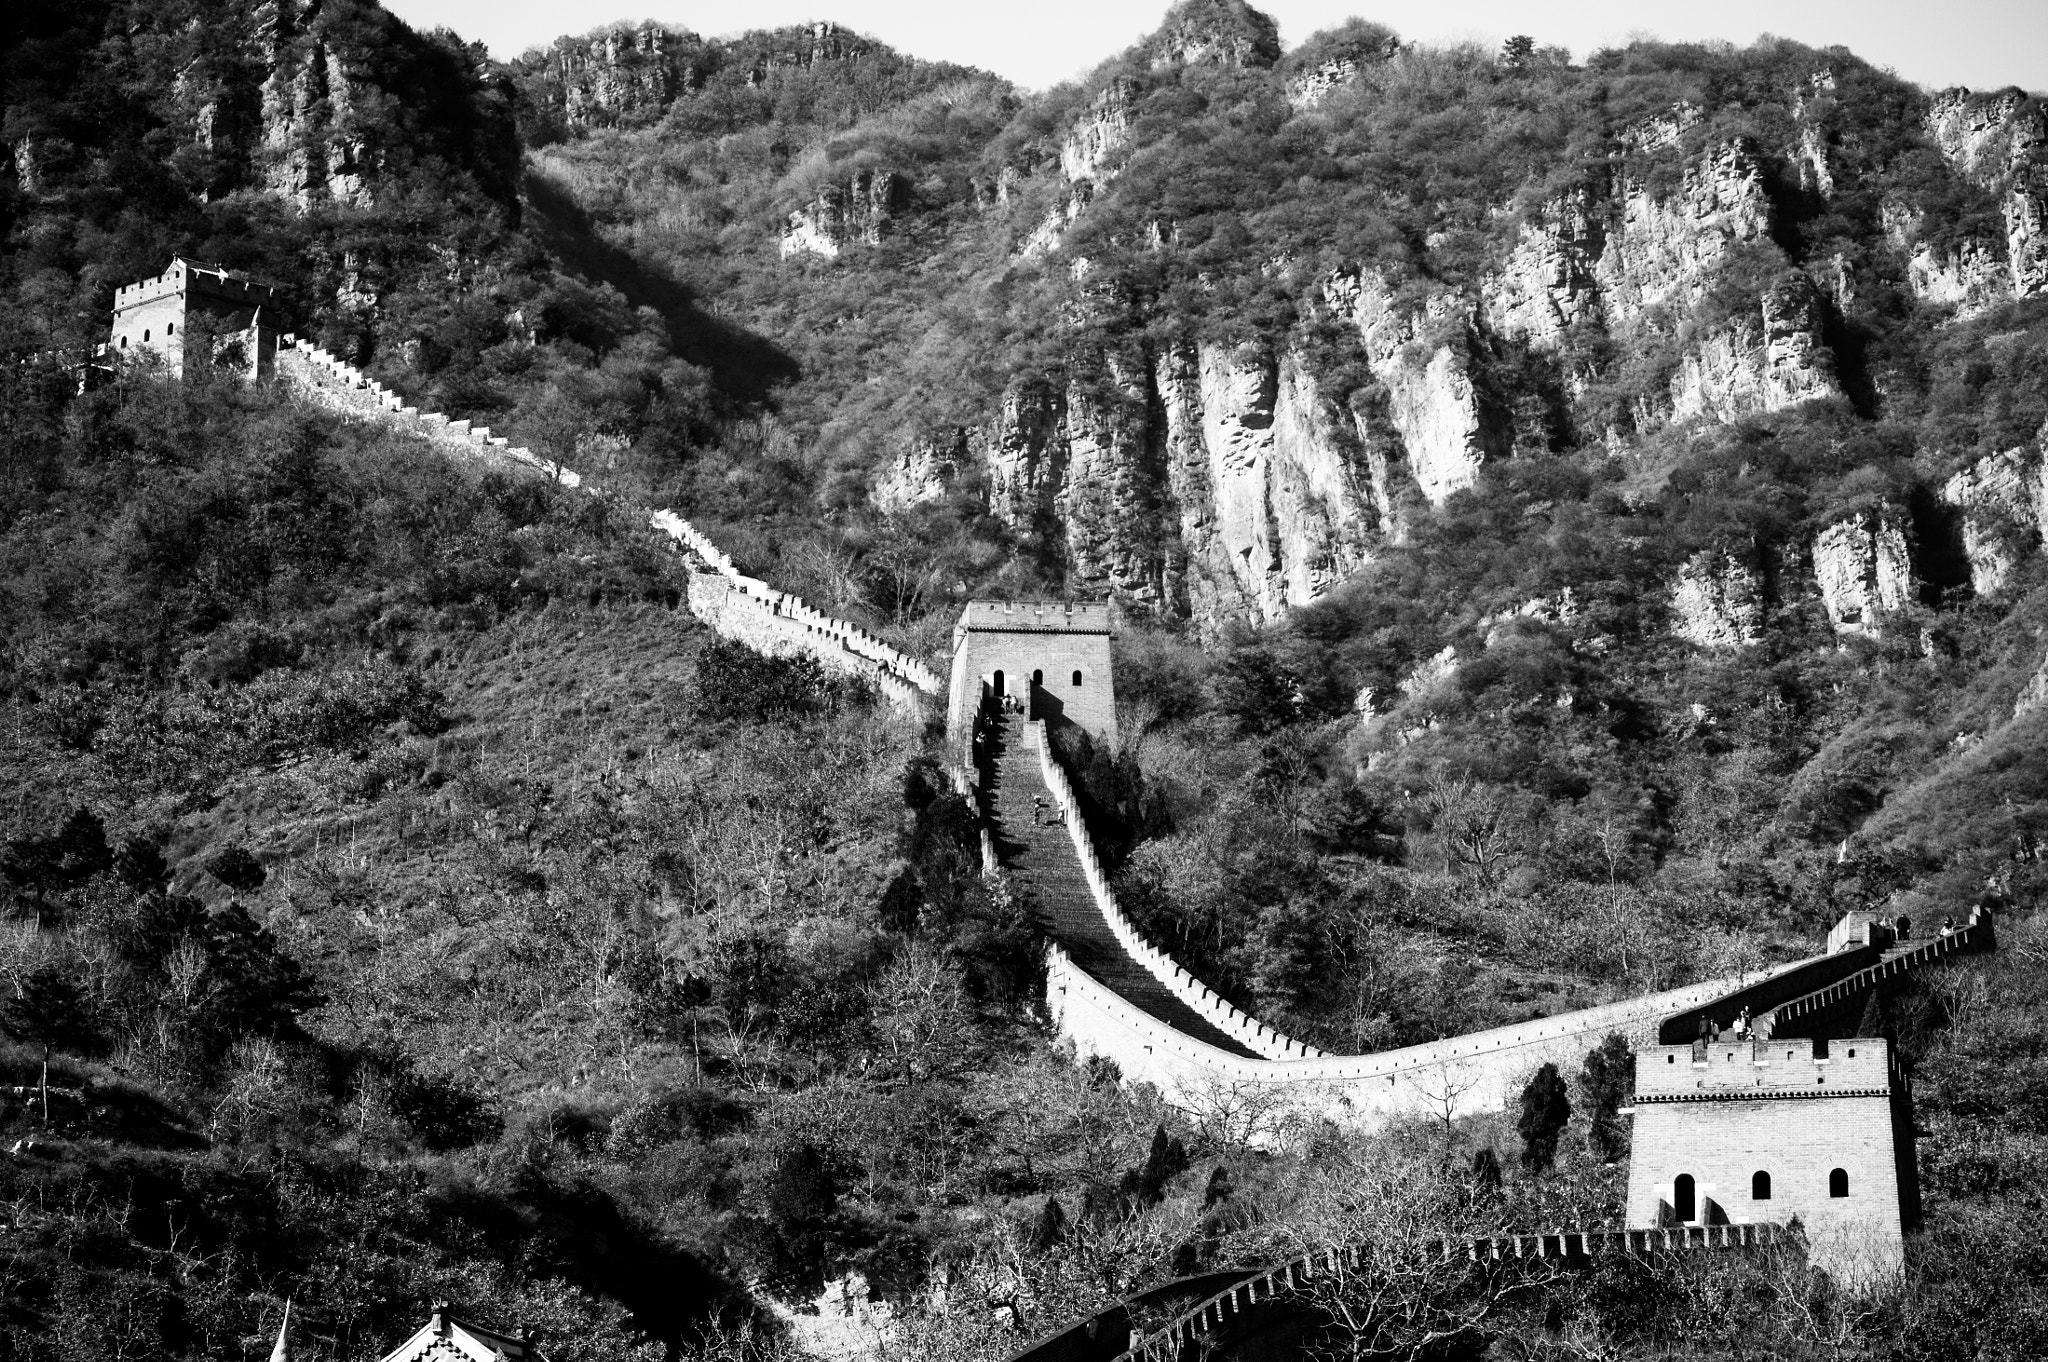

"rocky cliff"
[975, 340, 1388, 628]
[1669, 275, 1841, 422]
[1940, 443, 2048, 597]
[1925, 88, 2048, 299]
[1323, 271, 1505, 507]
[1813, 509, 1915, 633]
[780, 169, 911, 258]
[123, 0, 518, 213]
[1481, 140, 1839, 425]
[522, 21, 709, 128]
[1671, 551, 1766, 648]
[519, 21, 875, 134]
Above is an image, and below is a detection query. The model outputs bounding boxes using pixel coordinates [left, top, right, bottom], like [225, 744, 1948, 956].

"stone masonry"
[1628, 1036, 1916, 1287]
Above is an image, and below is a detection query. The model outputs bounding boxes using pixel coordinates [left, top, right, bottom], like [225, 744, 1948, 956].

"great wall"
[266, 323, 1992, 1142]
[98, 281, 1997, 1336]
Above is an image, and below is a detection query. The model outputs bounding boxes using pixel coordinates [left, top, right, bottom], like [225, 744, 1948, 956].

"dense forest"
[3, 0, 2048, 1358]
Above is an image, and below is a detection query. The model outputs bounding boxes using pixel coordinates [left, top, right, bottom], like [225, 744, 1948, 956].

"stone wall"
[1031, 719, 1320, 1062]
[1628, 1038, 1909, 1286]
[277, 336, 943, 715]
[277, 337, 584, 485]
[1046, 937, 1786, 1132]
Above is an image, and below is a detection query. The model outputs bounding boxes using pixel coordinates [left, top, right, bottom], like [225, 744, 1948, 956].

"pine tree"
[2, 963, 106, 1124]
[1516, 1063, 1572, 1170]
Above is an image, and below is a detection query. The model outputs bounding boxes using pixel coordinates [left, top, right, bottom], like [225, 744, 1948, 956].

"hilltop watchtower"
[109, 258, 284, 379]
[948, 600, 1117, 746]
[1627, 1036, 1919, 1288]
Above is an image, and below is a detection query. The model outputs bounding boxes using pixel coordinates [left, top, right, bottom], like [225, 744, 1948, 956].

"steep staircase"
[1763, 907, 1994, 1038]
[983, 712, 1260, 1060]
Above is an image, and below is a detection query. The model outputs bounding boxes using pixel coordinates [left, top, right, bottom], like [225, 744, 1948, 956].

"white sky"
[385, 0, 2047, 94]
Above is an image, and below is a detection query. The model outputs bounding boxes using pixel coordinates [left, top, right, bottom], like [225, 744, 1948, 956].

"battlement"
[112, 257, 276, 312]
[955, 598, 1112, 636]
[1635, 1037, 1896, 1102]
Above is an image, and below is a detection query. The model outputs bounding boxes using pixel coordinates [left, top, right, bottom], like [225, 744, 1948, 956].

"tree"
[206, 844, 267, 894]
[1580, 1033, 1634, 1162]
[3, 962, 106, 1124]
[1517, 1062, 1572, 1170]
[1502, 34, 1536, 69]
[2, 808, 111, 925]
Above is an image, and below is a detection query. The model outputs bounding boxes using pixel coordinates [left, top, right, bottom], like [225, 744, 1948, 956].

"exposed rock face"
[2009, 170, 2048, 297]
[1156, 343, 1381, 622]
[1924, 88, 2048, 299]
[780, 170, 910, 258]
[1482, 183, 1605, 349]
[521, 21, 869, 131]
[1018, 83, 1136, 259]
[2016, 652, 2048, 720]
[1286, 59, 1358, 111]
[982, 342, 1385, 628]
[1596, 140, 1774, 328]
[1813, 509, 1914, 633]
[529, 22, 707, 128]
[1797, 124, 1837, 198]
[1323, 270, 1505, 507]
[255, 5, 377, 209]
[1059, 353, 1169, 602]
[986, 376, 1069, 528]
[874, 428, 973, 511]
[1671, 551, 1765, 648]
[1061, 82, 1136, 186]
[1940, 445, 2048, 596]
[1619, 101, 1704, 155]
[1882, 201, 2010, 314]
[1669, 275, 1840, 422]
[1926, 88, 2043, 191]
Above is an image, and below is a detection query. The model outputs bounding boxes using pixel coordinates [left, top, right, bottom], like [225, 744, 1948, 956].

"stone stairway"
[1764, 906, 1994, 1037]
[985, 713, 1260, 1059]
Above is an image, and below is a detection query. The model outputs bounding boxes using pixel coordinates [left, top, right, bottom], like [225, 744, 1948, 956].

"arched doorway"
[992, 670, 1005, 697]
[1032, 669, 1043, 686]
[1829, 1168, 1849, 1198]
[1752, 1170, 1772, 1201]
[1674, 1174, 1697, 1223]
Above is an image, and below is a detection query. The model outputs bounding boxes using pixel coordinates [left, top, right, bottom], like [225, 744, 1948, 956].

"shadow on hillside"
[522, 168, 800, 406]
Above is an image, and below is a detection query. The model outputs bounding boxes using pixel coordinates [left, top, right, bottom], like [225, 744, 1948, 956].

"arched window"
[143, 329, 150, 341]
[1829, 1168, 1849, 1198]
[118, 337, 127, 349]
[1673, 1174, 1696, 1223]
[1752, 1170, 1771, 1201]
[166, 321, 174, 335]
[1072, 670, 1083, 687]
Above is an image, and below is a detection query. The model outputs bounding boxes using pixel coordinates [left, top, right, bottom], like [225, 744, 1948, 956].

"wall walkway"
[1097, 1223, 1792, 1362]
[270, 341, 1990, 1145]
[274, 336, 935, 714]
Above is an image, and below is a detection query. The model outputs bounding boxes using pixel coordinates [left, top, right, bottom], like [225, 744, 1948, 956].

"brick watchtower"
[1626, 1036, 1919, 1288]
[947, 600, 1118, 747]
[109, 258, 284, 380]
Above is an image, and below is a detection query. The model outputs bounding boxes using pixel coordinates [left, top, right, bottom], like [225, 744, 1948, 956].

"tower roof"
[378, 1305, 535, 1362]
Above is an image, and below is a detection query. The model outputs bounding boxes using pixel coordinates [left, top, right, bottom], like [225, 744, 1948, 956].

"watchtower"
[1627, 1036, 1918, 1288]
[109, 258, 284, 380]
[948, 600, 1116, 746]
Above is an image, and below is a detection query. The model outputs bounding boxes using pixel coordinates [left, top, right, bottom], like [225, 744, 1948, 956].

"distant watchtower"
[1627, 1036, 1918, 1288]
[109, 258, 283, 380]
[948, 600, 1117, 746]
